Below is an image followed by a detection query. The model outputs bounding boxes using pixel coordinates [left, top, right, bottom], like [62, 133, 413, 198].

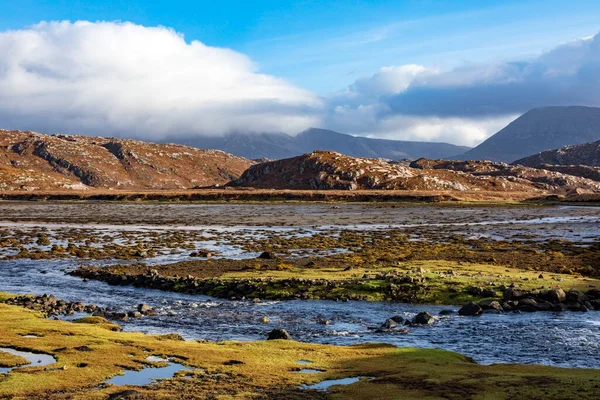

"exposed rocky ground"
[230, 150, 600, 193]
[514, 140, 600, 167]
[0, 129, 253, 191]
[512, 140, 600, 183]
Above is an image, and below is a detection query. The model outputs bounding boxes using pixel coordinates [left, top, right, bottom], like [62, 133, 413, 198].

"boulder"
[137, 304, 152, 313]
[108, 390, 143, 400]
[390, 315, 405, 324]
[539, 288, 566, 303]
[503, 288, 535, 301]
[566, 290, 587, 304]
[258, 251, 275, 259]
[267, 329, 291, 340]
[381, 318, 398, 330]
[458, 302, 482, 316]
[478, 300, 503, 312]
[413, 312, 435, 325]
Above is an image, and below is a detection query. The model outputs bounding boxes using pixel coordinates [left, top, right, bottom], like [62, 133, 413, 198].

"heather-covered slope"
[230, 151, 600, 193]
[0, 130, 253, 191]
[457, 106, 600, 162]
[514, 140, 600, 167]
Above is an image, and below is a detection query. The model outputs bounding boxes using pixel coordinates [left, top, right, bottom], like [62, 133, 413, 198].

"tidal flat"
[1, 201, 600, 399]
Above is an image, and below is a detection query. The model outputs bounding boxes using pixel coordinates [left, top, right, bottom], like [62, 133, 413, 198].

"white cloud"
[325, 32, 600, 145]
[0, 21, 323, 138]
[1, 21, 599, 148]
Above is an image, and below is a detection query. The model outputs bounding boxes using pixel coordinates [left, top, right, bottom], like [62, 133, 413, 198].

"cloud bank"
[0, 21, 323, 138]
[326, 33, 600, 145]
[0, 21, 599, 146]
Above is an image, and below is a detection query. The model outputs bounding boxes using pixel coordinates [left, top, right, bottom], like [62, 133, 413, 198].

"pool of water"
[0, 347, 56, 374]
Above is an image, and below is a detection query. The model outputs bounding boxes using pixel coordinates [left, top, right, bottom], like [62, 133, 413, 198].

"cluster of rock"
[0, 129, 253, 191]
[5, 294, 97, 317]
[376, 312, 435, 333]
[71, 266, 426, 302]
[458, 288, 600, 315]
[91, 303, 157, 321]
[5, 294, 156, 322]
[230, 150, 600, 193]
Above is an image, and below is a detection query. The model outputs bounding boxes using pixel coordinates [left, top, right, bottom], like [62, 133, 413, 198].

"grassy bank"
[1, 295, 600, 399]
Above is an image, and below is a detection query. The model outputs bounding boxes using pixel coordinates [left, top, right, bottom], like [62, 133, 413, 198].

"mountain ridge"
[456, 106, 600, 162]
[167, 128, 471, 160]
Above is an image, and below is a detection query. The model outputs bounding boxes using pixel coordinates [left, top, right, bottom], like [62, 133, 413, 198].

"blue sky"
[0, 1, 599, 145]
[2, 0, 600, 94]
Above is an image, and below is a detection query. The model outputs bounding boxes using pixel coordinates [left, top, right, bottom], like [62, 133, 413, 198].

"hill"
[0, 130, 253, 191]
[514, 140, 600, 167]
[457, 106, 600, 162]
[230, 151, 600, 193]
[168, 128, 471, 160]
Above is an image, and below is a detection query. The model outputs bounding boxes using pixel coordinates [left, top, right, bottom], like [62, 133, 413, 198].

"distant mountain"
[167, 128, 471, 160]
[513, 140, 600, 167]
[456, 106, 600, 163]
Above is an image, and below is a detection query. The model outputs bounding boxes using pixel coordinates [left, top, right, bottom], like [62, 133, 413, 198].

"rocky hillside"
[230, 151, 600, 193]
[514, 140, 600, 167]
[168, 128, 471, 160]
[457, 106, 600, 162]
[0, 130, 253, 191]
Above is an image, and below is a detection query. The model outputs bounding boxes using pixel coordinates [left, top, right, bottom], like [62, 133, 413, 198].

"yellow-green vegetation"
[221, 260, 600, 304]
[86, 256, 600, 304]
[1, 296, 600, 399]
[0, 351, 28, 369]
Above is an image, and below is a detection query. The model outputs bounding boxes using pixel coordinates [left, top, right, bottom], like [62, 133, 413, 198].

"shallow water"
[0, 347, 56, 374]
[1, 205, 600, 370]
[105, 357, 188, 386]
[301, 377, 370, 391]
[2, 258, 600, 369]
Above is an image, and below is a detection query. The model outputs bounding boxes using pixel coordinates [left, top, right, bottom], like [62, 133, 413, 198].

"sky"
[1, 0, 600, 146]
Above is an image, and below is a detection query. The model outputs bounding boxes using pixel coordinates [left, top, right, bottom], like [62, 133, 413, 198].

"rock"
[413, 312, 435, 325]
[258, 251, 275, 259]
[191, 250, 212, 257]
[127, 311, 143, 319]
[466, 287, 483, 296]
[343, 266, 353, 271]
[478, 300, 503, 312]
[503, 288, 535, 301]
[267, 329, 291, 340]
[258, 316, 270, 323]
[585, 289, 600, 299]
[390, 315, 405, 324]
[315, 317, 330, 325]
[517, 304, 538, 312]
[381, 318, 398, 329]
[518, 298, 538, 307]
[137, 304, 152, 313]
[458, 302, 482, 316]
[480, 289, 497, 298]
[539, 288, 566, 303]
[566, 290, 587, 304]
[108, 390, 143, 400]
[223, 360, 245, 365]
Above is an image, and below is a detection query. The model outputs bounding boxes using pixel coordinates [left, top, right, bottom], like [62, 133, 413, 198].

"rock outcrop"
[229, 151, 600, 193]
[0, 129, 254, 191]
